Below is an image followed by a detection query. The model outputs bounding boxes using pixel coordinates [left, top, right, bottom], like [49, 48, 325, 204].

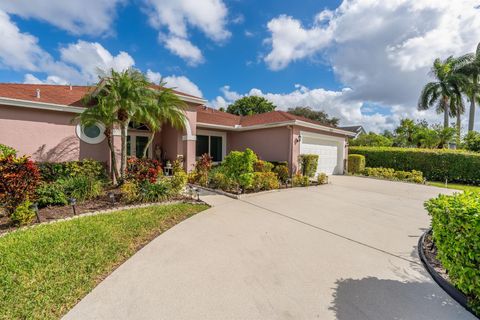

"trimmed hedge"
[363, 167, 423, 184]
[299, 154, 319, 177]
[348, 154, 365, 174]
[350, 146, 480, 184]
[425, 192, 480, 314]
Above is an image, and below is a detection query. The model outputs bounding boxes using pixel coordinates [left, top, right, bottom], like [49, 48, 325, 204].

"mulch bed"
[0, 189, 195, 236]
[422, 232, 451, 282]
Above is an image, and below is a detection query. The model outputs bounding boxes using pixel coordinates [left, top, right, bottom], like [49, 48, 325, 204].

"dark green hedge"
[349, 146, 480, 184]
[425, 192, 480, 314]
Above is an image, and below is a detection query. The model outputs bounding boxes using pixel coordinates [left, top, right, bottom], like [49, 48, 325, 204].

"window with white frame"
[196, 130, 226, 162]
[127, 132, 153, 158]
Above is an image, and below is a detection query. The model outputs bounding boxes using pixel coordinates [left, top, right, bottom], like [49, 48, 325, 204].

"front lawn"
[428, 181, 480, 192]
[0, 203, 208, 320]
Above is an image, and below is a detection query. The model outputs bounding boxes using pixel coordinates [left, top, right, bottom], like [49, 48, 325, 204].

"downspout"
[288, 125, 293, 176]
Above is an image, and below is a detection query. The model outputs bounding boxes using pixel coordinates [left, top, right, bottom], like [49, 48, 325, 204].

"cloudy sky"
[1, 0, 480, 131]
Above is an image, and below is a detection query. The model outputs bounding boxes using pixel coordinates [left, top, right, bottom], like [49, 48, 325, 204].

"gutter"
[197, 120, 357, 137]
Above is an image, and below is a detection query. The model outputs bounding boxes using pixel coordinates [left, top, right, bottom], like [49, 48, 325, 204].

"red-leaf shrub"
[125, 157, 162, 183]
[0, 155, 41, 213]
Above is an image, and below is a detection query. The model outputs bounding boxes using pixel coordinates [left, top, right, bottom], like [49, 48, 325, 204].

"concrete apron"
[64, 176, 475, 320]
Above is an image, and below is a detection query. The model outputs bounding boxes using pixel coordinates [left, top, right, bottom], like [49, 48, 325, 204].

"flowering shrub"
[248, 172, 279, 192]
[273, 165, 289, 183]
[363, 167, 423, 183]
[125, 157, 162, 183]
[253, 160, 274, 172]
[38, 159, 107, 182]
[317, 172, 328, 185]
[0, 155, 41, 214]
[292, 173, 310, 187]
[190, 154, 212, 186]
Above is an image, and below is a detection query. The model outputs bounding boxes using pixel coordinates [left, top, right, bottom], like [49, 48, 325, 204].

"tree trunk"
[443, 96, 449, 129]
[105, 129, 120, 183]
[468, 75, 477, 131]
[120, 121, 128, 181]
[142, 132, 155, 159]
[456, 109, 461, 146]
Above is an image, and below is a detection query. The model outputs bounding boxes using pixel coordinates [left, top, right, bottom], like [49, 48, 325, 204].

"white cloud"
[60, 40, 135, 83]
[23, 73, 68, 85]
[144, 0, 230, 64]
[264, 14, 332, 70]
[0, 10, 135, 84]
[161, 35, 204, 66]
[0, 0, 124, 36]
[146, 69, 203, 97]
[262, 0, 480, 130]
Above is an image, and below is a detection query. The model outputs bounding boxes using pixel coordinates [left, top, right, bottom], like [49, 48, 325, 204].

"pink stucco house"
[0, 83, 355, 176]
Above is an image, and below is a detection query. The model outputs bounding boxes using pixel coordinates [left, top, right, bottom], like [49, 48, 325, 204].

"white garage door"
[300, 134, 344, 175]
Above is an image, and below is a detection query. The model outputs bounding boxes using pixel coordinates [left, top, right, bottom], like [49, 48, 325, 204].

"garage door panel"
[300, 137, 342, 175]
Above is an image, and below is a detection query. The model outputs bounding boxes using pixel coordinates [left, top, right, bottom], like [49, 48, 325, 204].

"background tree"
[463, 131, 480, 152]
[394, 119, 419, 146]
[287, 106, 339, 126]
[135, 82, 187, 158]
[457, 42, 480, 131]
[226, 96, 276, 116]
[349, 132, 392, 147]
[418, 57, 466, 129]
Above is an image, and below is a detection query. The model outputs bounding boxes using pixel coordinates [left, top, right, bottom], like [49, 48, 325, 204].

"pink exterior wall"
[227, 126, 292, 163]
[0, 104, 109, 163]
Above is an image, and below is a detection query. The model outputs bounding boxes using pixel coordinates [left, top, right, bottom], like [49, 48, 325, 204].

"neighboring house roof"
[196, 106, 355, 136]
[0, 83, 206, 108]
[339, 125, 365, 134]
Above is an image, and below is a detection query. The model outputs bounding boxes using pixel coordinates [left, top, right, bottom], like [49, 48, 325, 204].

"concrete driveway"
[64, 176, 476, 320]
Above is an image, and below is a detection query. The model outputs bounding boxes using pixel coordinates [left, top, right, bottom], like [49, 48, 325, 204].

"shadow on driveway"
[329, 277, 472, 320]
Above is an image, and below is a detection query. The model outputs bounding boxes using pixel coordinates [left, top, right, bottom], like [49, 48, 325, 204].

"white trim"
[197, 120, 356, 137]
[76, 123, 106, 144]
[0, 97, 85, 113]
[182, 135, 197, 141]
[196, 129, 227, 161]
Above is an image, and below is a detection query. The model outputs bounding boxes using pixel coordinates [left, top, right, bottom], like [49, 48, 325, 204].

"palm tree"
[78, 96, 120, 182]
[449, 91, 465, 145]
[135, 83, 187, 158]
[456, 42, 480, 131]
[89, 68, 155, 180]
[418, 57, 466, 129]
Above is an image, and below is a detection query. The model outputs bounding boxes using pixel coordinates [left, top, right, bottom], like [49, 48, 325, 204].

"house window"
[196, 134, 224, 162]
[127, 133, 152, 158]
[76, 123, 105, 144]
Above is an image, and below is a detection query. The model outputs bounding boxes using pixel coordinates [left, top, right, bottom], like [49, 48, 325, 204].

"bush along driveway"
[0, 203, 208, 320]
[65, 176, 476, 320]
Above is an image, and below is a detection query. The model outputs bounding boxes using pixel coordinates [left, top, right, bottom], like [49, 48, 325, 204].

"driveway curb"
[418, 230, 478, 318]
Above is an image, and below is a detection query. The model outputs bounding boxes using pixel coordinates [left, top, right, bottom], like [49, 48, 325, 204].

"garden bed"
[0, 188, 194, 235]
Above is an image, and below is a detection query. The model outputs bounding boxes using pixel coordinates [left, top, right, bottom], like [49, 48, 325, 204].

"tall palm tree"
[418, 57, 466, 129]
[135, 83, 187, 158]
[449, 91, 465, 145]
[77, 97, 120, 182]
[456, 42, 480, 131]
[90, 68, 155, 180]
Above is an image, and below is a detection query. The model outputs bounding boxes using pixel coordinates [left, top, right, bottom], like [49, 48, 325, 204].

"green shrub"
[349, 146, 480, 184]
[273, 165, 290, 183]
[38, 160, 107, 182]
[59, 176, 103, 202]
[170, 169, 188, 194]
[190, 154, 212, 187]
[363, 167, 424, 184]
[35, 182, 68, 208]
[0, 144, 17, 158]
[424, 192, 480, 313]
[140, 179, 172, 202]
[209, 168, 238, 192]
[253, 160, 274, 172]
[248, 172, 280, 192]
[292, 173, 310, 187]
[348, 154, 366, 174]
[120, 181, 139, 203]
[298, 154, 319, 177]
[223, 148, 258, 179]
[11, 200, 36, 226]
[317, 172, 328, 184]
[463, 131, 480, 152]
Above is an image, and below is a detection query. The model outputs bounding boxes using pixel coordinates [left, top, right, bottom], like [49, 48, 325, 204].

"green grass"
[0, 203, 208, 320]
[428, 181, 480, 192]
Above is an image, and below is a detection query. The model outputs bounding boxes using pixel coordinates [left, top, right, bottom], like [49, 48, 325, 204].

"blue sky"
[1, 1, 480, 131]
